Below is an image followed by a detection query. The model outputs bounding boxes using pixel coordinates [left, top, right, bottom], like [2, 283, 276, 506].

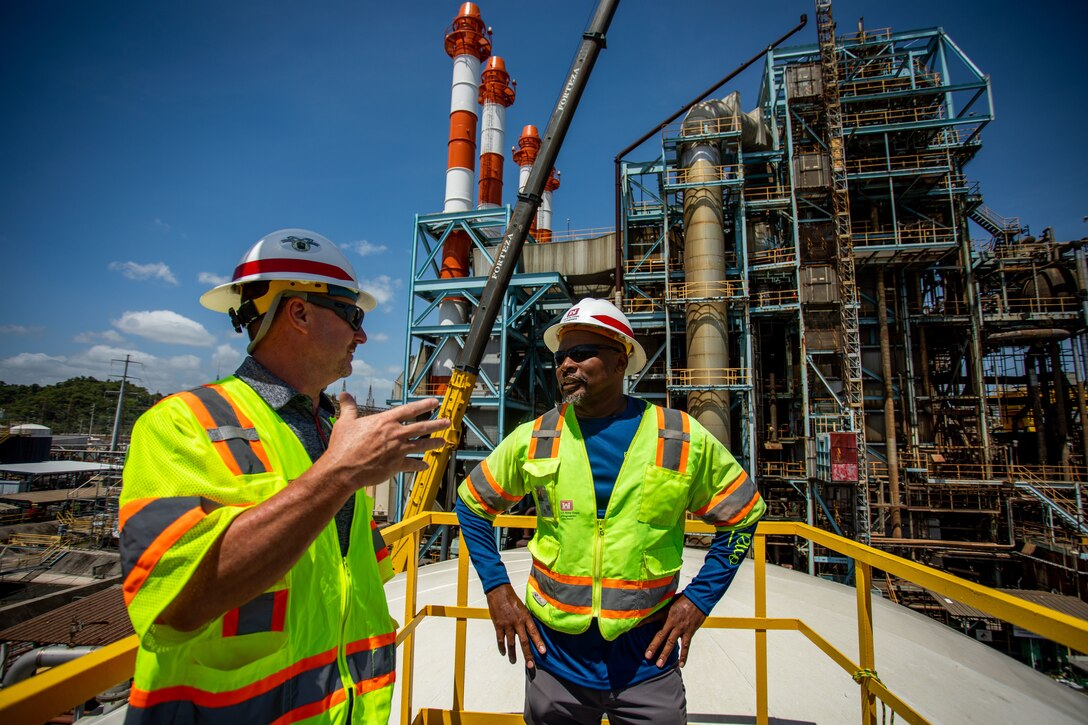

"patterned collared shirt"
[234, 356, 354, 555]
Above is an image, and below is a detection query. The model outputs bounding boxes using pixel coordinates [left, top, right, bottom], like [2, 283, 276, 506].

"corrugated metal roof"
[0, 585, 131, 646]
[0, 487, 116, 505]
[0, 462, 120, 476]
[926, 588, 1088, 623]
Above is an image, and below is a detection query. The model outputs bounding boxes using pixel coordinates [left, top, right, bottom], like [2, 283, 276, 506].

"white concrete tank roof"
[10, 423, 51, 437]
[385, 548, 1087, 724]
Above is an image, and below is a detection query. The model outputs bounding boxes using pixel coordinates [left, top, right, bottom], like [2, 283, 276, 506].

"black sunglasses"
[306, 295, 364, 331]
[553, 343, 625, 366]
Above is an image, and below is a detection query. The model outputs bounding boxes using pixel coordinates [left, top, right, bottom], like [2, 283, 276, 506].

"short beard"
[562, 388, 586, 405]
[560, 375, 587, 406]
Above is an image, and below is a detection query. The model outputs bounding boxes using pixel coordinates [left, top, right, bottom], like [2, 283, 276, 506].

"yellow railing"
[669, 367, 750, 387]
[665, 163, 743, 187]
[749, 246, 796, 266]
[3, 514, 1087, 725]
[670, 279, 745, 300]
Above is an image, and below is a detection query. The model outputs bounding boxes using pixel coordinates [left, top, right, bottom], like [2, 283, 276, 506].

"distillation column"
[681, 102, 731, 445]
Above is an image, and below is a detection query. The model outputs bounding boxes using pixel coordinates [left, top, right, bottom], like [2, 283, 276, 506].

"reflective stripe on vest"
[526, 403, 690, 474]
[464, 459, 521, 516]
[174, 384, 272, 476]
[127, 646, 345, 723]
[222, 589, 288, 637]
[692, 470, 761, 527]
[530, 559, 679, 620]
[370, 520, 389, 565]
[527, 405, 566, 460]
[119, 496, 224, 606]
[655, 407, 690, 473]
[346, 632, 397, 695]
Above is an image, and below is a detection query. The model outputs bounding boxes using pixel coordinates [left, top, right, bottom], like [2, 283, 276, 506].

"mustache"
[561, 373, 587, 385]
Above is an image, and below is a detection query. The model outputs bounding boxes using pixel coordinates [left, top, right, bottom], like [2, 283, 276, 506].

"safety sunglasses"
[306, 294, 365, 331]
[553, 343, 625, 366]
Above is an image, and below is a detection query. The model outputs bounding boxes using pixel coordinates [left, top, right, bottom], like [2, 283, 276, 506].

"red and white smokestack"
[434, 2, 491, 391]
[536, 168, 561, 243]
[478, 56, 515, 209]
[512, 125, 541, 240]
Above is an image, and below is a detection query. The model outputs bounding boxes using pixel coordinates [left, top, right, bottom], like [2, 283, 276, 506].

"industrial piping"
[611, 14, 808, 297]
[434, 2, 492, 392]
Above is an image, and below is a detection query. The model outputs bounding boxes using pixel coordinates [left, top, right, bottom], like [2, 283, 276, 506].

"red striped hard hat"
[200, 228, 377, 313]
[544, 298, 647, 375]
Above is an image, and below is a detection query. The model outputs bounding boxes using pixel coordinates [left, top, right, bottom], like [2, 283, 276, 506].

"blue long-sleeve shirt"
[456, 396, 756, 690]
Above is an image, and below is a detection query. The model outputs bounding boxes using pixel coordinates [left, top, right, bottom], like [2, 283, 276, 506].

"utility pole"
[109, 355, 140, 453]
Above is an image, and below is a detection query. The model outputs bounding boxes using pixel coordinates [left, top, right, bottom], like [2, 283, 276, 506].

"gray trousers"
[524, 665, 687, 724]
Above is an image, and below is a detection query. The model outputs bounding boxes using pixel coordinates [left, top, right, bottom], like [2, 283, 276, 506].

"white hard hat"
[200, 228, 377, 314]
[544, 298, 647, 375]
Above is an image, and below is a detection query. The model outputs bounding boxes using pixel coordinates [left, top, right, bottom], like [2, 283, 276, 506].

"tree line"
[0, 377, 162, 436]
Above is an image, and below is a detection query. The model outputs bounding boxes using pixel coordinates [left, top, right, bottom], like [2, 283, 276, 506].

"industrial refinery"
[396, 2, 1088, 604]
[0, 1, 1085, 722]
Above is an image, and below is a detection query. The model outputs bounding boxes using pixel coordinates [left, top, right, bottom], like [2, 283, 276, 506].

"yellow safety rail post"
[399, 524, 422, 725]
[855, 561, 877, 725]
[453, 531, 469, 711]
[754, 531, 769, 725]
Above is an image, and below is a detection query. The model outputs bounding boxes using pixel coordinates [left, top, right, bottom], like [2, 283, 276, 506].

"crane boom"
[390, 0, 621, 573]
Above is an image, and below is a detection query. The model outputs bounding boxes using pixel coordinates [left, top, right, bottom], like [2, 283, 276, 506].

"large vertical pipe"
[478, 56, 515, 209]
[536, 169, 561, 242]
[877, 273, 903, 538]
[512, 125, 541, 240]
[681, 102, 731, 445]
[1049, 342, 1071, 471]
[434, 3, 492, 391]
[1027, 349, 1048, 464]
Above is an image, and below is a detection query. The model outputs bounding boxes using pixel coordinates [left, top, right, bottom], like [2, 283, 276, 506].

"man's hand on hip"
[485, 583, 546, 669]
[644, 594, 707, 668]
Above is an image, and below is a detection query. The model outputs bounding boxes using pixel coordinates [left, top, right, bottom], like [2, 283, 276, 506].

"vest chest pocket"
[524, 458, 560, 522]
[638, 465, 691, 528]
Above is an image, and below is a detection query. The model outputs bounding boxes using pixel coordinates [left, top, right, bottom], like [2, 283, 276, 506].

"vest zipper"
[592, 518, 604, 617]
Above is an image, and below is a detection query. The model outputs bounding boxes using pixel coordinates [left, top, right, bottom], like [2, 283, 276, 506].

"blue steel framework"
[395, 207, 574, 520]
[397, 25, 1087, 590]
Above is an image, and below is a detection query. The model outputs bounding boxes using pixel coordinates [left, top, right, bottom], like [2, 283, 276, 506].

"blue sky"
[1, 0, 1084, 408]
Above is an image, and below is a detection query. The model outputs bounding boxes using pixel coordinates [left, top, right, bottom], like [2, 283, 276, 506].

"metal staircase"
[816, 0, 870, 543]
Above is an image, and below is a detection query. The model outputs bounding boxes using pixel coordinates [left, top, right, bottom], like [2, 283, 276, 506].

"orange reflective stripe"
[678, 413, 690, 472]
[693, 471, 748, 518]
[528, 576, 592, 615]
[655, 408, 666, 467]
[129, 646, 339, 709]
[600, 572, 677, 590]
[118, 497, 155, 532]
[466, 460, 518, 516]
[598, 602, 670, 619]
[533, 560, 593, 587]
[269, 688, 348, 725]
[345, 631, 396, 656]
[207, 383, 273, 473]
[176, 390, 243, 476]
[123, 505, 206, 606]
[354, 670, 396, 696]
[722, 491, 762, 526]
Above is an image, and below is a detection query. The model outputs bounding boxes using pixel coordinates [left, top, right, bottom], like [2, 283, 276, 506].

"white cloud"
[74, 330, 126, 344]
[210, 343, 245, 378]
[109, 261, 178, 285]
[361, 275, 399, 307]
[198, 271, 230, 286]
[112, 310, 215, 347]
[334, 358, 396, 407]
[0, 324, 42, 335]
[344, 240, 388, 257]
[368, 332, 390, 343]
[0, 345, 208, 395]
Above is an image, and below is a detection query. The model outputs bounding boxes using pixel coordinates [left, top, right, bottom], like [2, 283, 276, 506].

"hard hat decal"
[566, 307, 580, 318]
[281, 235, 320, 252]
[591, 314, 633, 338]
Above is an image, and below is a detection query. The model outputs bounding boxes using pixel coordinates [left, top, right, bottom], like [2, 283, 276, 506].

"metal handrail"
[2, 513, 1086, 725]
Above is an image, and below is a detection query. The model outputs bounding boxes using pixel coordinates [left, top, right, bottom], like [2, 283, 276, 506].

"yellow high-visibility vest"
[120, 376, 395, 723]
[459, 400, 764, 641]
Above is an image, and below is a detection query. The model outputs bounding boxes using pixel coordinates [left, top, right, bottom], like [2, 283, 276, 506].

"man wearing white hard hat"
[120, 229, 448, 723]
[456, 297, 765, 723]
